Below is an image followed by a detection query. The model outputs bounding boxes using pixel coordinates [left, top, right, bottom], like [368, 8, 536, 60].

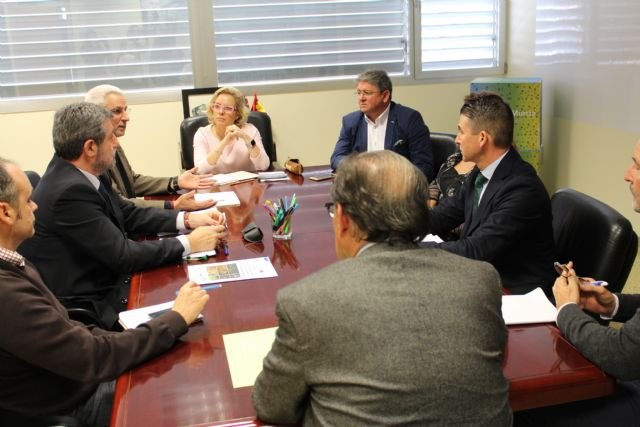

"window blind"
[535, 0, 584, 66]
[416, 0, 504, 77]
[0, 0, 193, 101]
[212, 0, 409, 86]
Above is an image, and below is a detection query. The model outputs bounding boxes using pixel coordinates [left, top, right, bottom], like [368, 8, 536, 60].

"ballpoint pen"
[176, 283, 221, 294]
[221, 212, 229, 255]
[183, 254, 210, 261]
[554, 262, 608, 286]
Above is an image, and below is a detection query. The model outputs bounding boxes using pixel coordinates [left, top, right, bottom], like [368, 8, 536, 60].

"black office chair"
[551, 188, 638, 294]
[179, 115, 208, 170]
[179, 112, 276, 170]
[430, 132, 457, 173]
[25, 170, 41, 189]
[0, 407, 86, 427]
[247, 111, 276, 166]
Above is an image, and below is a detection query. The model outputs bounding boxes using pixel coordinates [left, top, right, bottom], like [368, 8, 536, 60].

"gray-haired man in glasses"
[85, 84, 214, 211]
[253, 150, 511, 426]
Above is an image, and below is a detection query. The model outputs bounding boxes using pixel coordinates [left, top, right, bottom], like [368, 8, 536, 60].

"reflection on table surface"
[111, 170, 614, 427]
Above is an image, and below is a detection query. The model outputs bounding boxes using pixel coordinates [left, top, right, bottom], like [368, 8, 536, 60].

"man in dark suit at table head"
[0, 157, 209, 427]
[329, 69, 434, 180]
[85, 84, 213, 211]
[515, 139, 640, 427]
[425, 91, 556, 296]
[252, 150, 512, 426]
[18, 102, 226, 329]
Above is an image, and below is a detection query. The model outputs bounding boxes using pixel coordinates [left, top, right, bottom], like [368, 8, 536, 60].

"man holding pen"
[516, 140, 640, 426]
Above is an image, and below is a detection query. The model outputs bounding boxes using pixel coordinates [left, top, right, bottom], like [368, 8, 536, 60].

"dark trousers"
[514, 379, 640, 427]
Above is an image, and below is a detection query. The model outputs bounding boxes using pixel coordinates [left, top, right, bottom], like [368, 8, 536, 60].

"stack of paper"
[501, 287, 557, 325]
[193, 191, 240, 207]
[212, 171, 258, 186]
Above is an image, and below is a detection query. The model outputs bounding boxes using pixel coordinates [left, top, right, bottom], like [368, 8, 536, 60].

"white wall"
[0, 82, 469, 178]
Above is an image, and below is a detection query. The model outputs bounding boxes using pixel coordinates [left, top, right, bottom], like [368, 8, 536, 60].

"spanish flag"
[251, 91, 266, 112]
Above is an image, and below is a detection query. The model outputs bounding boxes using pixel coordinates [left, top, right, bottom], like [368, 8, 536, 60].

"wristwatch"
[168, 176, 180, 193]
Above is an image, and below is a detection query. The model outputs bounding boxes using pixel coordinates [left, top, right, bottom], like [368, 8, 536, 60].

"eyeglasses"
[324, 202, 335, 218]
[212, 103, 236, 113]
[354, 90, 380, 97]
[110, 106, 130, 116]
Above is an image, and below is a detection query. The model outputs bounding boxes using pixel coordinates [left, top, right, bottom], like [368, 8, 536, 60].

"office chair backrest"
[179, 112, 276, 170]
[247, 111, 276, 166]
[180, 115, 209, 170]
[25, 170, 41, 189]
[430, 132, 457, 173]
[551, 188, 638, 293]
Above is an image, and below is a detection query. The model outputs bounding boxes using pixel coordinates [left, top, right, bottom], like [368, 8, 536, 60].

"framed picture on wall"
[181, 87, 219, 119]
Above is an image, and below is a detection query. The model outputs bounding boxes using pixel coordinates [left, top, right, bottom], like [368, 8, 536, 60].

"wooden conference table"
[110, 170, 614, 427]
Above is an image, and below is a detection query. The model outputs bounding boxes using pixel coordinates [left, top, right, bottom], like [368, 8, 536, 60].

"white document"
[421, 234, 444, 243]
[187, 256, 278, 285]
[223, 327, 277, 388]
[119, 301, 204, 329]
[118, 301, 173, 329]
[501, 287, 557, 325]
[212, 171, 258, 186]
[193, 191, 240, 207]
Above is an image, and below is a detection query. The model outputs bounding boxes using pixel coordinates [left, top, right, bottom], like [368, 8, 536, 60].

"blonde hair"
[206, 87, 248, 126]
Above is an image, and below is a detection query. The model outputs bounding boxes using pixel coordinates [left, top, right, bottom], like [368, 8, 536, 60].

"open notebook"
[212, 171, 258, 186]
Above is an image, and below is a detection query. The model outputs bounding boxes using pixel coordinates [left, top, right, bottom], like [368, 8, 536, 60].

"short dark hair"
[331, 150, 430, 243]
[53, 102, 111, 160]
[0, 158, 18, 206]
[357, 69, 392, 96]
[460, 91, 514, 149]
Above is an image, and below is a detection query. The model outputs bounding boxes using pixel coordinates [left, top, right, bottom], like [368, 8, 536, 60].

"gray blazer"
[557, 293, 640, 380]
[252, 243, 512, 426]
[109, 146, 172, 209]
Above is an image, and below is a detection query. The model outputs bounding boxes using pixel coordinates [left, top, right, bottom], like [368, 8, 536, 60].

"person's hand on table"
[178, 168, 213, 190]
[171, 190, 217, 211]
[172, 281, 209, 325]
[187, 208, 225, 228]
[186, 224, 226, 253]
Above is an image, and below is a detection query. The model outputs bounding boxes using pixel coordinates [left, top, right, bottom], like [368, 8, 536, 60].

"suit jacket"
[557, 293, 640, 380]
[428, 148, 556, 296]
[0, 259, 188, 415]
[252, 243, 512, 426]
[330, 102, 434, 180]
[110, 145, 171, 209]
[18, 155, 184, 326]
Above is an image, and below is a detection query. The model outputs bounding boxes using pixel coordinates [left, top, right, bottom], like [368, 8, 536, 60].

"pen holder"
[264, 194, 298, 241]
[273, 216, 292, 240]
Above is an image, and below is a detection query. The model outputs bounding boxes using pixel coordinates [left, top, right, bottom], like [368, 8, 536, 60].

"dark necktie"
[473, 173, 488, 212]
[98, 174, 125, 233]
[114, 153, 135, 198]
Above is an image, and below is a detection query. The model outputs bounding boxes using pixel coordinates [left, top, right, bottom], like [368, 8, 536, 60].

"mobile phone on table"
[308, 171, 335, 181]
